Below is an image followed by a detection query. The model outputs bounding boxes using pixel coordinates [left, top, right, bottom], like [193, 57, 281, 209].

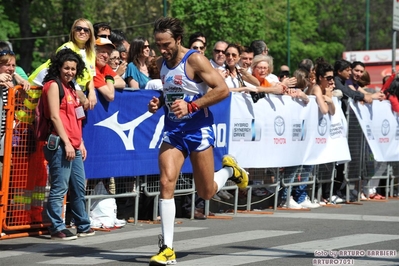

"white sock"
[214, 167, 232, 192]
[159, 198, 175, 248]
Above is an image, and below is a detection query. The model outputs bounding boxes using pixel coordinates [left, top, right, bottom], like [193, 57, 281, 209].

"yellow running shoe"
[222, 154, 248, 189]
[149, 235, 176, 265]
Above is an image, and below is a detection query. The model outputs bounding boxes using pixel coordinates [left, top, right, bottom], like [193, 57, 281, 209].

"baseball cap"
[95, 38, 115, 48]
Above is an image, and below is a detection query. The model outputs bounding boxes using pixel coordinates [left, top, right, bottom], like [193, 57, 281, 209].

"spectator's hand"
[87, 90, 97, 110]
[287, 89, 309, 103]
[323, 95, 333, 105]
[116, 61, 127, 76]
[20, 80, 30, 91]
[281, 77, 297, 88]
[326, 84, 335, 97]
[80, 142, 87, 161]
[237, 67, 250, 77]
[363, 94, 373, 104]
[0, 73, 12, 83]
[0, 81, 14, 88]
[64, 142, 76, 161]
[216, 69, 228, 79]
[148, 96, 160, 113]
[271, 83, 286, 94]
[371, 91, 385, 101]
[287, 88, 299, 97]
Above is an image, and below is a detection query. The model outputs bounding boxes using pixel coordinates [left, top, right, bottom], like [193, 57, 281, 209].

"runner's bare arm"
[186, 53, 229, 108]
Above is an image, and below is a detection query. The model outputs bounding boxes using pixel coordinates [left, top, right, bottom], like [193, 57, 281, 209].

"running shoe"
[149, 235, 176, 265]
[222, 155, 248, 189]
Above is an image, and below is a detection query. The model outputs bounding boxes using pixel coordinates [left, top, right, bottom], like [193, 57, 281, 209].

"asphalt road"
[0, 199, 398, 266]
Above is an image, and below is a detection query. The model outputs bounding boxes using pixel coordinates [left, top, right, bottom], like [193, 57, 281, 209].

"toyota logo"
[318, 117, 327, 136]
[381, 119, 390, 136]
[274, 116, 285, 136]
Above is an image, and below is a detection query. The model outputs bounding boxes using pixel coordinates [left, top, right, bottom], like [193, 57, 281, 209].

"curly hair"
[315, 57, 333, 84]
[154, 17, 184, 43]
[43, 48, 85, 84]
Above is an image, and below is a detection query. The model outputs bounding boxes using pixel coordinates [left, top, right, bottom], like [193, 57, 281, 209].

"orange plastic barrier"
[0, 86, 50, 239]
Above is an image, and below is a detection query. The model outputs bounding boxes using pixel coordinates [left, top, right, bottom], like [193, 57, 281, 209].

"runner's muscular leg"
[158, 142, 186, 199]
[190, 147, 217, 200]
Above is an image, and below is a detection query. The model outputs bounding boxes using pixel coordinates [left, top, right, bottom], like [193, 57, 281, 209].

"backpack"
[34, 79, 68, 141]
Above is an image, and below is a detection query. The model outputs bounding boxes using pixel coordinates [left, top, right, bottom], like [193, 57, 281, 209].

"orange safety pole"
[0, 86, 17, 234]
[1, 86, 51, 238]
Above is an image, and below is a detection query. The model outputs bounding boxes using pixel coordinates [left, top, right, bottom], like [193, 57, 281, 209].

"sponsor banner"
[349, 99, 399, 162]
[228, 93, 351, 167]
[83, 90, 229, 179]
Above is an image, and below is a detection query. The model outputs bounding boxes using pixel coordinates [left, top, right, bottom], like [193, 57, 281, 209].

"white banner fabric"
[228, 93, 351, 167]
[349, 99, 399, 162]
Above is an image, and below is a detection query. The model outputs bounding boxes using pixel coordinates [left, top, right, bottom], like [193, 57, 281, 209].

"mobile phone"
[47, 134, 60, 151]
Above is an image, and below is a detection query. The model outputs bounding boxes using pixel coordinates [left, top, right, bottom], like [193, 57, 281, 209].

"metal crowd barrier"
[315, 163, 336, 204]
[246, 168, 280, 210]
[204, 179, 241, 216]
[204, 167, 281, 212]
[141, 173, 196, 220]
[85, 177, 140, 225]
[344, 106, 390, 202]
[3, 86, 399, 240]
[279, 165, 316, 208]
[361, 146, 390, 200]
[342, 107, 363, 202]
[389, 163, 399, 197]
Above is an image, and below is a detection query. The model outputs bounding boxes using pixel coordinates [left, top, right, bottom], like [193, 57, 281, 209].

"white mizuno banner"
[349, 99, 399, 162]
[228, 93, 351, 167]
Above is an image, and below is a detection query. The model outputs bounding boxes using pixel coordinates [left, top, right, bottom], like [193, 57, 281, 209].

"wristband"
[187, 101, 200, 114]
[105, 75, 115, 84]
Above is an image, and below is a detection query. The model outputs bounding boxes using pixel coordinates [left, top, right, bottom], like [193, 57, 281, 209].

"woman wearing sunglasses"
[0, 49, 31, 134]
[29, 18, 97, 110]
[223, 43, 259, 92]
[189, 38, 206, 55]
[0, 50, 30, 91]
[125, 37, 151, 89]
[305, 58, 335, 115]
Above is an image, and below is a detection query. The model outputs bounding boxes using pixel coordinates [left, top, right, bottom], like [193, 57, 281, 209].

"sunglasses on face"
[325, 75, 334, 81]
[225, 52, 238, 58]
[74, 26, 90, 33]
[0, 50, 15, 56]
[213, 49, 225, 54]
[192, 46, 205, 50]
[98, 34, 110, 39]
[143, 45, 150, 49]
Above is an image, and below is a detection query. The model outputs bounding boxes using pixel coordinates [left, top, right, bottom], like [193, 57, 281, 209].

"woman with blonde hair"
[251, 55, 296, 97]
[29, 18, 97, 109]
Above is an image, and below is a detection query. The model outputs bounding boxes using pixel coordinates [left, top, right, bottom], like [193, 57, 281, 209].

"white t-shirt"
[266, 73, 279, 83]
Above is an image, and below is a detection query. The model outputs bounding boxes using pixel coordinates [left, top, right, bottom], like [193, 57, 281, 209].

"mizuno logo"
[94, 111, 164, 150]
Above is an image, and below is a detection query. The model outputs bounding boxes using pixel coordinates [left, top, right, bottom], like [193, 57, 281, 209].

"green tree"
[0, 0, 398, 75]
[0, 5, 19, 40]
[171, 0, 268, 58]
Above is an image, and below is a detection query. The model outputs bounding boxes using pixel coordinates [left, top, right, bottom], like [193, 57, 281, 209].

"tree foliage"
[0, 0, 397, 75]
